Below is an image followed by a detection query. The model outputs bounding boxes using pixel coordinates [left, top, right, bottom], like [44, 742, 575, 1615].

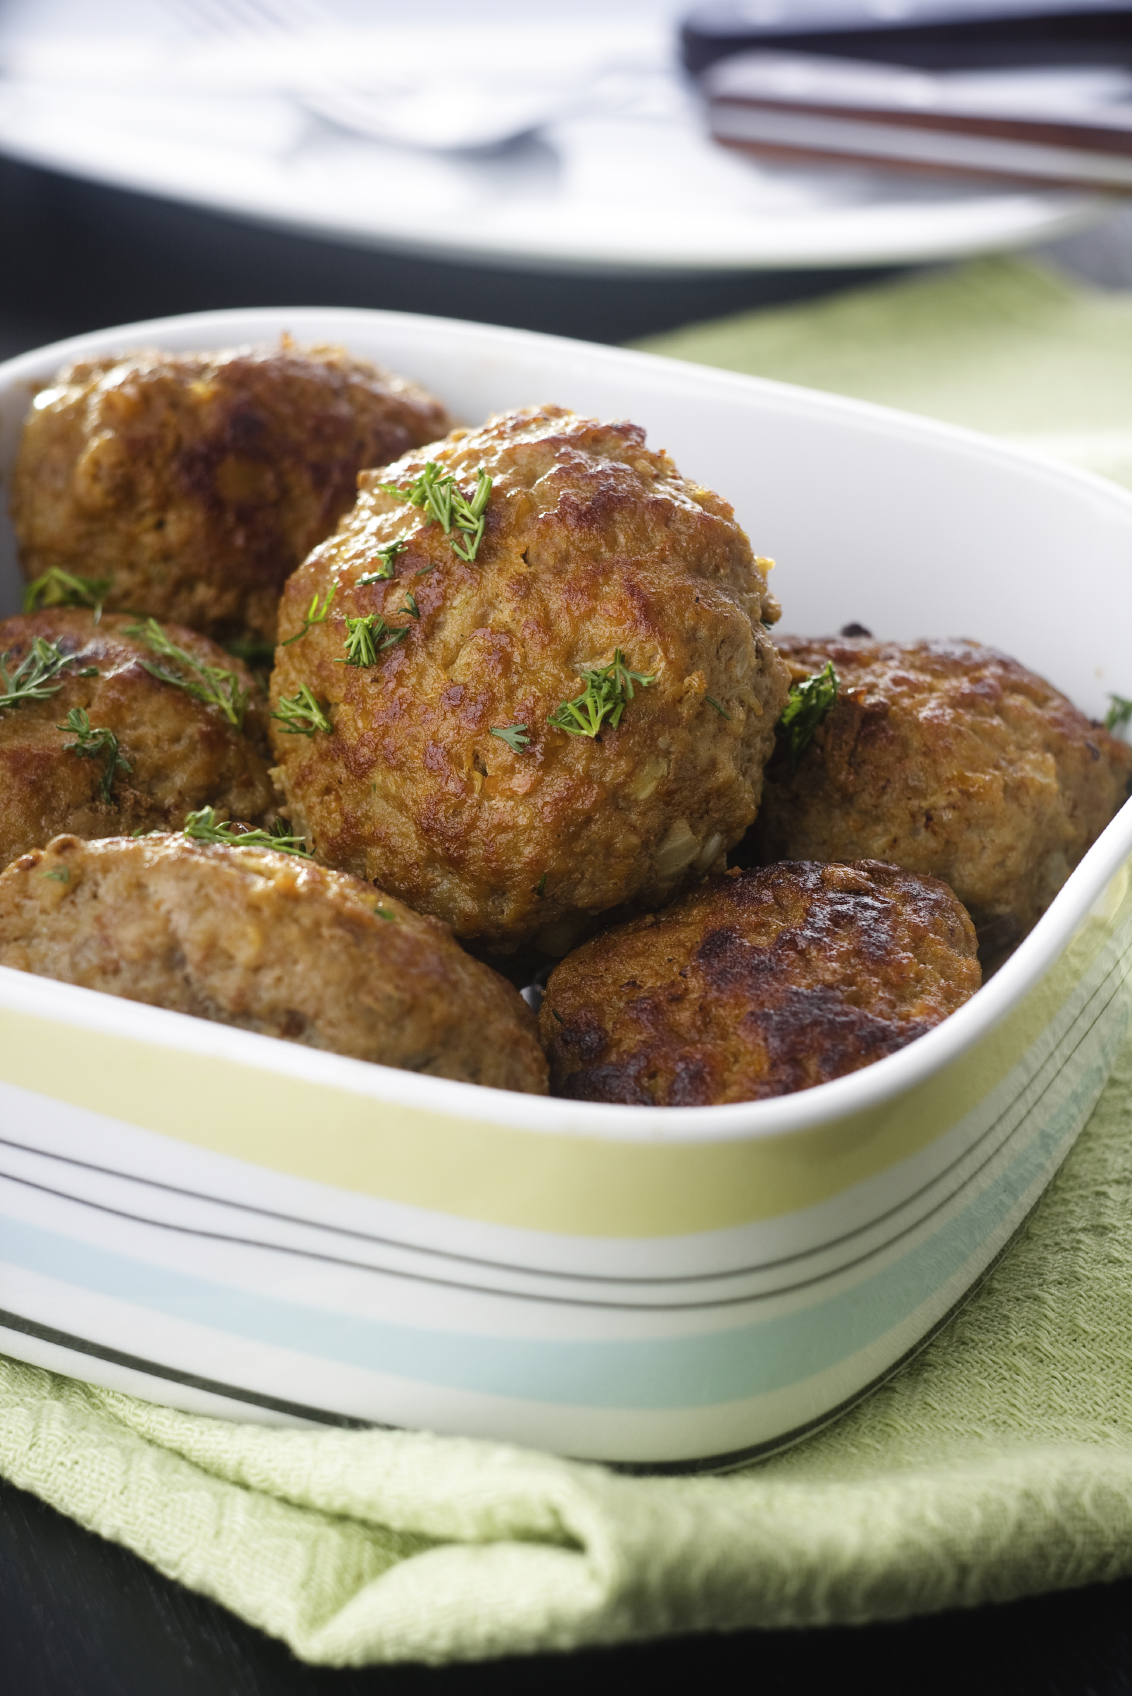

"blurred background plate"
[0, 0, 1111, 275]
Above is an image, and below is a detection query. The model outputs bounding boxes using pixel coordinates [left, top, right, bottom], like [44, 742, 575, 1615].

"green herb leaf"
[779, 660, 839, 771]
[339, 614, 410, 668]
[58, 706, 131, 802]
[1105, 693, 1132, 735]
[373, 904, 396, 922]
[705, 695, 731, 720]
[536, 872, 547, 897]
[182, 805, 312, 856]
[41, 867, 70, 883]
[547, 649, 657, 739]
[0, 636, 76, 711]
[379, 462, 492, 563]
[271, 684, 332, 738]
[358, 540, 408, 584]
[401, 593, 420, 620]
[490, 723, 530, 753]
[123, 618, 248, 729]
[280, 586, 335, 647]
[23, 567, 112, 617]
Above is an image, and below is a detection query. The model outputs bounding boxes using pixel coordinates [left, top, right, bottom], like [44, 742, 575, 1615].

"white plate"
[0, 26, 1109, 274]
[0, 308, 1130, 1467]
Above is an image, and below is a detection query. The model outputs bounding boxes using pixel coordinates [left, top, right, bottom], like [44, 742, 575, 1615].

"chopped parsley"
[123, 618, 248, 729]
[281, 586, 335, 647]
[0, 636, 77, 711]
[58, 707, 131, 802]
[547, 650, 656, 739]
[379, 462, 492, 563]
[779, 660, 838, 771]
[271, 684, 332, 738]
[340, 614, 409, 668]
[183, 806, 311, 856]
[490, 723, 530, 753]
[23, 567, 112, 617]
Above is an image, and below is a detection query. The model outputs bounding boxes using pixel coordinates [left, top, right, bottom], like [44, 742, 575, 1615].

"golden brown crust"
[10, 341, 450, 645]
[540, 860, 980, 1105]
[0, 833, 548, 1094]
[270, 405, 790, 951]
[0, 609, 274, 870]
[743, 637, 1132, 945]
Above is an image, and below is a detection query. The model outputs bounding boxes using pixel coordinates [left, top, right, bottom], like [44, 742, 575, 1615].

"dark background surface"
[2, 152, 1132, 1693]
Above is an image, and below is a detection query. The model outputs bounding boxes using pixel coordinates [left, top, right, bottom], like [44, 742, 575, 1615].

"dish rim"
[1, 303, 1130, 1150]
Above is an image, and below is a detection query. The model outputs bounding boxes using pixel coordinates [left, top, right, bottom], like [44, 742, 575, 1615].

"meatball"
[0, 609, 274, 870]
[10, 340, 450, 646]
[742, 637, 1132, 953]
[541, 860, 980, 1105]
[270, 405, 790, 952]
[0, 833, 548, 1094]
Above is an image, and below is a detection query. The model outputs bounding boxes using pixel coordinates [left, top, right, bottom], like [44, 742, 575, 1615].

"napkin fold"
[4, 255, 1132, 1666]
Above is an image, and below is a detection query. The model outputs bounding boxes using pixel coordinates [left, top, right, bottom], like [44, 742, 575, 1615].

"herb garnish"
[379, 462, 492, 563]
[705, 695, 731, 720]
[58, 707, 131, 801]
[373, 904, 396, 922]
[271, 684, 332, 737]
[358, 540, 407, 584]
[491, 724, 530, 753]
[340, 614, 410, 668]
[183, 806, 312, 856]
[23, 567, 112, 617]
[547, 650, 656, 739]
[281, 586, 335, 647]
[401, 593, 420, 620]
[779, 660, 838, 771]
[41, 867, 70, 883]
[1105, 693, 1132, 735]
[123, 619, 248, 729]
[0, 637, 76, 711]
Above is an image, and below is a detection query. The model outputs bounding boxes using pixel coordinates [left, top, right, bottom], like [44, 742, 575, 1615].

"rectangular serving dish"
[0, 307, 1130, 1470]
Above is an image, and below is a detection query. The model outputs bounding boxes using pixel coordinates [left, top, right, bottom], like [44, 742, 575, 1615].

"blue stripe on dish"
[0, 1073, 1091, 1410]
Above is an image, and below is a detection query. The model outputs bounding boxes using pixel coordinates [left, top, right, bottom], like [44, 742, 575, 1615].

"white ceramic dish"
[0, 308, 1130, 1469]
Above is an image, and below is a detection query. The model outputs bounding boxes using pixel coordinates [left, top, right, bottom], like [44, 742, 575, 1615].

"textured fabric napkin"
[3, 255, 1132, 1667]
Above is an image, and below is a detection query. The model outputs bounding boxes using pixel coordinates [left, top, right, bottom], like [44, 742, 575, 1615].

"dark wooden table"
[2, 152, 1130, 1694]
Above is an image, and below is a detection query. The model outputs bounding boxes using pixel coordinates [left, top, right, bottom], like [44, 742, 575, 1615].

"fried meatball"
[742, 637, 1132, 952]
[541, 860, 979, 1105]
[10, 341, 450, 646]
[0, 834, 547, 1093]
[269, 405, 790, 952]
[0, 609, 274, 870]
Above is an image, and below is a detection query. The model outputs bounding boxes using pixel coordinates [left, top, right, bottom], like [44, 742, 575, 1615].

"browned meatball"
[742, 637, 1132, 953]
[270, 405, 790, 953]
[540, 860, 980, 1105]
[0, 609, 274, 870]
[10, 341, 450, 646]
[0, 833, 548, 1094]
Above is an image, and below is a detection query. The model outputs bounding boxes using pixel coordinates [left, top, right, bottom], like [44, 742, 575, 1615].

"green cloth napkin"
[4, 256, 1132, 1666]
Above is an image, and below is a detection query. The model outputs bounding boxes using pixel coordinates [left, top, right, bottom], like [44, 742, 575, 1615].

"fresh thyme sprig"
[58, 707, 131, 802]
[547, 650, 657, 739]
[123, 618, 248, 729]
[23, 567, 112, 617]
[0, 636, 76, 711]
[340, 614, 410, 668]
[1105, 693, 1132, 735]
[490, 724, 530, 753]
[271, 684, 332, 737]
[379, 462, 492, 563]
[358, 540, 407, 584]
[779, 660, 839, 771]
[281, 586, 335, 647]
[182, 806, 312, 857]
